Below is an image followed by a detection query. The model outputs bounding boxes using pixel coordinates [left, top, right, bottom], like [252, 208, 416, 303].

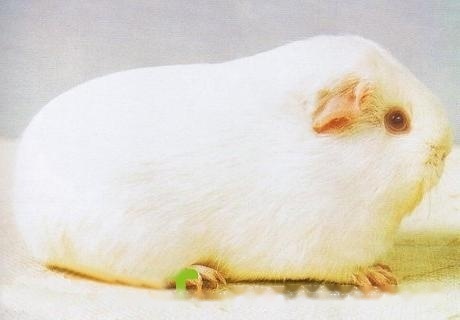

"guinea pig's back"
[13, 64, 240, 264]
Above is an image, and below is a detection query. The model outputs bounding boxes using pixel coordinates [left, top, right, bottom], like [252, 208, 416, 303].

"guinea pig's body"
[14, 36, 453, 289]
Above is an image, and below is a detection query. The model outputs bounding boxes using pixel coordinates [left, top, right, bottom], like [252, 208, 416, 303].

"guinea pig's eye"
[384, 108, 410, 134]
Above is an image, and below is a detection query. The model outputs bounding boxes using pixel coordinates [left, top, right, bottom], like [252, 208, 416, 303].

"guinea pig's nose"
[440, 149, 449, 161]
[436, 127, 453, 161]
[426, 128, 453, 166]
[443, 127, 454, 155]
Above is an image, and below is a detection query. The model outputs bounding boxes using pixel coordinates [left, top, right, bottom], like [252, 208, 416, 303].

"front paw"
[168, 264, 227, 293]
[352, 263, 398, 292]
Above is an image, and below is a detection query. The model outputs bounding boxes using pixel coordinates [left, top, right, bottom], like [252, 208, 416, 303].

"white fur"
[13, 35, 453, 287]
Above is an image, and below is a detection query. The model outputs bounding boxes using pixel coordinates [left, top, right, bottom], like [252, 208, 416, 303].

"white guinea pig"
[14, 35, 453, 290]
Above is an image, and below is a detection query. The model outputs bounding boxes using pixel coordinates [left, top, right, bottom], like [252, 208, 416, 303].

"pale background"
[1, 0, 459, 141]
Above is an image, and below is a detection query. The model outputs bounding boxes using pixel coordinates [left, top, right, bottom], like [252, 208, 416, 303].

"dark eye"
[384, 108, 410, 134]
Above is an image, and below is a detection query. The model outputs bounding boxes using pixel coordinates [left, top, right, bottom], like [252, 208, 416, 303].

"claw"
[185, 265, 227, 292]
[352, 263, 398, 293]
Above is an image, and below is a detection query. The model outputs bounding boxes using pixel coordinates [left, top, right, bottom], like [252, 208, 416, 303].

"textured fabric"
[1, 139, 459, 319]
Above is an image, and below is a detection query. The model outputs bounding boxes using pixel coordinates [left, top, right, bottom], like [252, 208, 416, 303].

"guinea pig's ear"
[312, 76, 373, 134]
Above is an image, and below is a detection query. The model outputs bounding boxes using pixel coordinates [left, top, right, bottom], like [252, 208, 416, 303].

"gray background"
[1, 0, 459, 141]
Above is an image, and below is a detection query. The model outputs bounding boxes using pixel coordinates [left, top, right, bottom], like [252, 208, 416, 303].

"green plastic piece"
[173, 268, 199, 292]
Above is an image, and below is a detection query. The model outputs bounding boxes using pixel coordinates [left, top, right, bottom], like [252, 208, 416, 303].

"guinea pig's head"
[309, 41, 453, 223]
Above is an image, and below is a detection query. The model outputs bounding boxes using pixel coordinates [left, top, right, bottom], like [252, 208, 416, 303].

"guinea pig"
[13, 35, 453, 291]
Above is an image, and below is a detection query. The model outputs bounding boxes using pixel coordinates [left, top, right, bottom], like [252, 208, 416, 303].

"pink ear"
[312, 77, 371, 134]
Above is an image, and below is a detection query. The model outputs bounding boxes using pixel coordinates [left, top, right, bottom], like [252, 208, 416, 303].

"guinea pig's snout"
[426, 128, 453, 166]
[438, 147, 449, 162]
[441, 127, 454, 158]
